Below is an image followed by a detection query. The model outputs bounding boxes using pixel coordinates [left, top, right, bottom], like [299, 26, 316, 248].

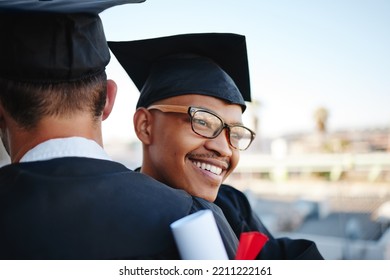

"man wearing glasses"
[109, 33, 324, 259]
[143, 103, 255, 202]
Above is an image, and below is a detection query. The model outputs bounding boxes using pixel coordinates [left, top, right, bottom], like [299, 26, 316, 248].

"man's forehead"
[157, 94, 234, 105]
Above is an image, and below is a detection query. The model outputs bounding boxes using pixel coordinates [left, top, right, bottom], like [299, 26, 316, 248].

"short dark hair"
[0, 72, 107, 129]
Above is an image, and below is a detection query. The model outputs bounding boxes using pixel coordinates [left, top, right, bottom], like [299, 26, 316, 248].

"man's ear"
[133, 107, 153, 145]
[102, 79, 117, 121]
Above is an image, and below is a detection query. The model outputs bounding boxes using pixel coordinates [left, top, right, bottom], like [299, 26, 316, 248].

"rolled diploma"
[170, 209, 229, 260]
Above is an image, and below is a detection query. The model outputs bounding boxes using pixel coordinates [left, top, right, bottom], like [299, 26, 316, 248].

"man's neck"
[10, 115, 103, 162]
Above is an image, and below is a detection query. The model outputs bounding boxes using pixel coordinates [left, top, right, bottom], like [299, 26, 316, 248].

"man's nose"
[204, 129, 232, 157]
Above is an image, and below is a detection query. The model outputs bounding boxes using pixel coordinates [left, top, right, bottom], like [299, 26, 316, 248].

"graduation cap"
[0, 0, 145, 83]
[108, 33, 251, 111]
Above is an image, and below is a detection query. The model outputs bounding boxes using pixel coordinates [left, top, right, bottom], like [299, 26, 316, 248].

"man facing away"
[0, 1, 238, 259]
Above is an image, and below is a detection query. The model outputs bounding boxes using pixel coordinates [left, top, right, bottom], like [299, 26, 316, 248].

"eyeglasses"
[147, 104, 256, 151]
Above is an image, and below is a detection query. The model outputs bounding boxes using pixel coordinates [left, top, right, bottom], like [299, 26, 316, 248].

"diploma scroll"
[170, 209, 229, 260]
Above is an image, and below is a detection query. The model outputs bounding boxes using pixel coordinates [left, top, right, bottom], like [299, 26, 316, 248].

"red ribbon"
[235, 231, 269, 260]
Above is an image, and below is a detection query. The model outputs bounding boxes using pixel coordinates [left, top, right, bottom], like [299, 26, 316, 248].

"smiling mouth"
[191, 160, 223, 175]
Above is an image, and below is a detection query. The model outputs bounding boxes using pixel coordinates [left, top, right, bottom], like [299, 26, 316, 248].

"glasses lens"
[190, 107, 254, 150]
[229, 126, 254, 150]
[191, 110, 223, 138]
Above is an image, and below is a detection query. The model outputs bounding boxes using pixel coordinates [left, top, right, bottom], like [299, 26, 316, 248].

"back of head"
[0, 0, 144, 128]
[0, 73, 107, 129]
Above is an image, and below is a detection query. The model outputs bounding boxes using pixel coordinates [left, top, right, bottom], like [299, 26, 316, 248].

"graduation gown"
[215, 184, 324, 259]
[0, 158, 238, 259]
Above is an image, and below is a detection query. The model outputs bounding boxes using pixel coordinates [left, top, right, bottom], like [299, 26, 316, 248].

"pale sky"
[100, 0, 390, 143]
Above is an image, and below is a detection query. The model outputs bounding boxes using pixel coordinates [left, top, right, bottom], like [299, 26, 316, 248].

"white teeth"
[192, 161, 223, 175]
[211, 165, 220, 175]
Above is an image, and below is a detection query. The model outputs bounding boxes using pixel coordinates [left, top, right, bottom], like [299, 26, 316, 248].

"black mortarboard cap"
[0, 0, 145, 82]
[108, 33, 251, 111]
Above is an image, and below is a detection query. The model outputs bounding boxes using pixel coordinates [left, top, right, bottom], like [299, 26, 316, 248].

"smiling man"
[136, 93, 250, 202]
[109, 33, 253, 201]
[109, 33, 324, 259]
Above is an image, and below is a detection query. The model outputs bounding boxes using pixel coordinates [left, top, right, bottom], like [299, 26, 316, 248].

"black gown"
[215, 184, 324, 259]
[0, 158, 238, 259]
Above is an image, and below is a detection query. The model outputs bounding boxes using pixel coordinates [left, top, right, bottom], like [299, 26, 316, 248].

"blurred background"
[1, 0, 389, 259]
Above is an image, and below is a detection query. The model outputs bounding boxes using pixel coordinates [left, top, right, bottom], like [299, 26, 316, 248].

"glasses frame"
[147, 104, 256, 150]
